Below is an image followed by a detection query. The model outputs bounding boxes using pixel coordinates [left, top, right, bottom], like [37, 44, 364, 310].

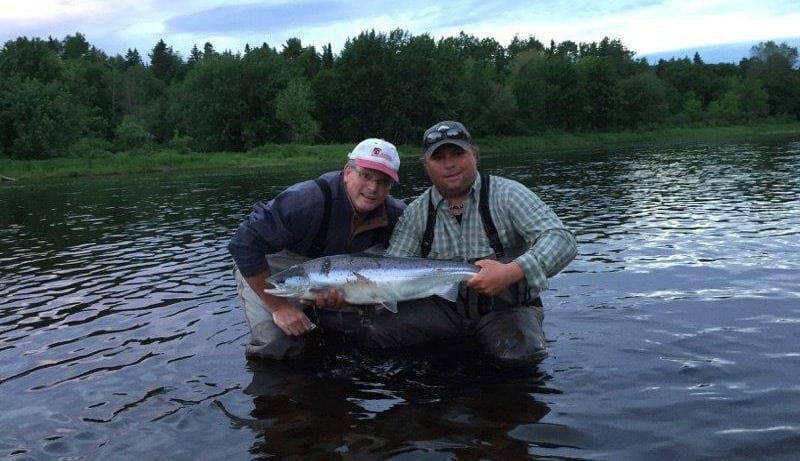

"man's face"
[424, 144, 478, 199]
[343, 165, 392, 214]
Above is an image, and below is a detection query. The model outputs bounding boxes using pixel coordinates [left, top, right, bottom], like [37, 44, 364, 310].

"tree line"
[1, 30, 798, 159]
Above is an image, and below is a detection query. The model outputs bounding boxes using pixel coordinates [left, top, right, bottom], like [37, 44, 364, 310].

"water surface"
[1, 139, 799, 459]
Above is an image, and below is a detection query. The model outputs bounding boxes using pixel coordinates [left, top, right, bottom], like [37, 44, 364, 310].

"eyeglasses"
[353, 167, 392, 188]
[423, 126, 469, 148]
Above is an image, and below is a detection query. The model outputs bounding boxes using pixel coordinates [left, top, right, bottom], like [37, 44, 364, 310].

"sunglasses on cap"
[423, 126, 469, 148]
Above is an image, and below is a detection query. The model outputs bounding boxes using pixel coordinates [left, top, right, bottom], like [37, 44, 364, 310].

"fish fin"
[379, 300, 398, 313]
[357, 244, 387, 256]
[435, 283, 460, 303]
[353, 271, 380, 286]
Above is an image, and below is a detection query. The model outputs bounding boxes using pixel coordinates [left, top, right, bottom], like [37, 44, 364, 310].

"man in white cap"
[228, 138, 405, 359]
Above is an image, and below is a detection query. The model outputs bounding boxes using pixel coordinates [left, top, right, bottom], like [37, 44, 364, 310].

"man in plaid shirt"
[363, 120, 577, 365]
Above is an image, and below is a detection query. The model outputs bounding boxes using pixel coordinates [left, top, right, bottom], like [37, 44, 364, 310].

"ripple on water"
[1, 142, 799, 458]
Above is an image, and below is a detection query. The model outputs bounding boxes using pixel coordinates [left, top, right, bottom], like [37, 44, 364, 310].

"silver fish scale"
[267, 254, 478, 307]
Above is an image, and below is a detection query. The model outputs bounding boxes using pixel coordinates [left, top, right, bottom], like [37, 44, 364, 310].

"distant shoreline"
[3, 123, 799, 181]
[639, 36, 800, 64]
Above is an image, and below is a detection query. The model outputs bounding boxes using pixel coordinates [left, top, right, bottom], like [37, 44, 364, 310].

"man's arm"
[474, 179, 577, 295]
[244, 271, 314, 336]
[467, 259, 524, 295]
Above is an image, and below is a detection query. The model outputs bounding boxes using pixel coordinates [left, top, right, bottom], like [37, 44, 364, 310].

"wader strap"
[421, 175, 503, 259]
[420, 192, 437, 258]
[421, 175, 537, 315]
[479, 175, 504, 259]
[308, 178, 332, 258]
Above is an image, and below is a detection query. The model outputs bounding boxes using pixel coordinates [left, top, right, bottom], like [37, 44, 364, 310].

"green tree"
[187, 44, 203, 66]
[508, 50, 548, 133]
[619, 72, 668, 128]
[203, 42, 216, 59]
[576, 57, 621, 130]
[148, 39, 183, 84]
[280, 38, 321, 79]
[0, 37, 64, 82]
[742, 41, 800, 117]
[170, 45, 290, 151]
[580, 37, 640, 76]
[124, 48, 143, 68]
[326, 30, 394, 140]
[444, 32, 508, 80]
[708, 77, 769, 123]
[682, 93, 705, 125]
[275, 78, 318, 143]
[507, 35, 545, 61]
[748, 41, 798, 67]
[457, 59, 517, 135]
[386, 33, 458, 142]
[321, 43, 334, 69]
[117, 64, 164, 120]
[0, 76, 84, 158]
[61, 33, 91, 60]
[542, 55, 582, 131]
[113, 115, 153, 151]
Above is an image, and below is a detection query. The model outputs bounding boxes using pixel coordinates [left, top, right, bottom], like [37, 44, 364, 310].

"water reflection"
[235, 341, 553, 458]
[1, 138, 799, 459]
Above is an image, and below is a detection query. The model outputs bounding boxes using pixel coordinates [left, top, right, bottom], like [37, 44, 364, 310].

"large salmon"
[264, 254, 478, 312]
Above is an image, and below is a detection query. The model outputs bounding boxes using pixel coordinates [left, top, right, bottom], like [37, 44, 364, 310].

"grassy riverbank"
[3, 122, 800, 181]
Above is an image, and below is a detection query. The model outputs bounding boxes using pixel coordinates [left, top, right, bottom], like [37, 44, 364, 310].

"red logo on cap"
[371, 147, 392, 161]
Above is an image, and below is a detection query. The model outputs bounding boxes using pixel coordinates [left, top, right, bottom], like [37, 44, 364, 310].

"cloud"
[1, 0, 799, 61]
[166, 2, 374, 35]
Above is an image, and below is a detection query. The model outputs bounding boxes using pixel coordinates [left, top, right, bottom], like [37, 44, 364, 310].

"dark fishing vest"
[420, 175, 542, 317]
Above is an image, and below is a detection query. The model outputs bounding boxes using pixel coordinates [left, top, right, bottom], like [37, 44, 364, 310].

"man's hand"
[245, 271, 315, 336]
[467, 259, 525, 296]
[270, 301, 314, 336]
[300, 289, 347, 310]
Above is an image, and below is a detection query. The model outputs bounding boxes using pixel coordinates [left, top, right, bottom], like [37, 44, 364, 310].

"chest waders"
[420, 175, 542, 317]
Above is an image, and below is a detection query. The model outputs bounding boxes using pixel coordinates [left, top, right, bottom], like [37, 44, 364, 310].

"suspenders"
[421, 174, 502, 259]
[478, 175, 504, 259]
[307, 178, 332, 259]
[419, 174, 540, 314]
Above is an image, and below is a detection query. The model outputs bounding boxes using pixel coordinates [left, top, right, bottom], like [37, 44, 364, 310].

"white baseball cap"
[347, 138, 400, 183]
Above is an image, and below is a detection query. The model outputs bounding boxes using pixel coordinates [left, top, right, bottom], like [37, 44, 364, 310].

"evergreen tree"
[61, 33, 91, 60]
[124, 48, 143, 68]
[148, 39, 182, 84]
[188, 44, 203, 65]
[321, 43, 334, 69]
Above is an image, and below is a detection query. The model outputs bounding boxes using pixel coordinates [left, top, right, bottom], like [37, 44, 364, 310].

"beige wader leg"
[234, 251, 310, 360]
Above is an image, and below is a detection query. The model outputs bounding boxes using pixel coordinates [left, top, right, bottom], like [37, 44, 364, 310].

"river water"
[1, 138, 799, 460]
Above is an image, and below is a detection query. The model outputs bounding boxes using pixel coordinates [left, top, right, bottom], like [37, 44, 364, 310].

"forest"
[1, 30, 798, 160]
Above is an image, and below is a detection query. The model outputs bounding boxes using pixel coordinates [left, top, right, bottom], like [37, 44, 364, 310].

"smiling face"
[343, 164, 392, 214]
[423, 144, 478, 200]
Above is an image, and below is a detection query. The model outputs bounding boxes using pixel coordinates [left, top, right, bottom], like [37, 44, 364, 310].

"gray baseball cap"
[421, 120, 472, 158]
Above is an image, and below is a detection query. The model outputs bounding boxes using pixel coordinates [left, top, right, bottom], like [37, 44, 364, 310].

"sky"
[2, 0, 800, 64]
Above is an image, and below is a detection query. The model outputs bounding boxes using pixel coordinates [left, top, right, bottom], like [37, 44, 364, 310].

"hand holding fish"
[271, 301, 314, 336]
[300, 289, 347, 310]
[467, 259, 525, 296]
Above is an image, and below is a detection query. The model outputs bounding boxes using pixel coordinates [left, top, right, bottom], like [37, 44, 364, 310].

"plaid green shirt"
[387, 173, 577, 293]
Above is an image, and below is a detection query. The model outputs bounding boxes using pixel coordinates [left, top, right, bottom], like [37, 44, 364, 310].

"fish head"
[264, 265, 311, 298]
